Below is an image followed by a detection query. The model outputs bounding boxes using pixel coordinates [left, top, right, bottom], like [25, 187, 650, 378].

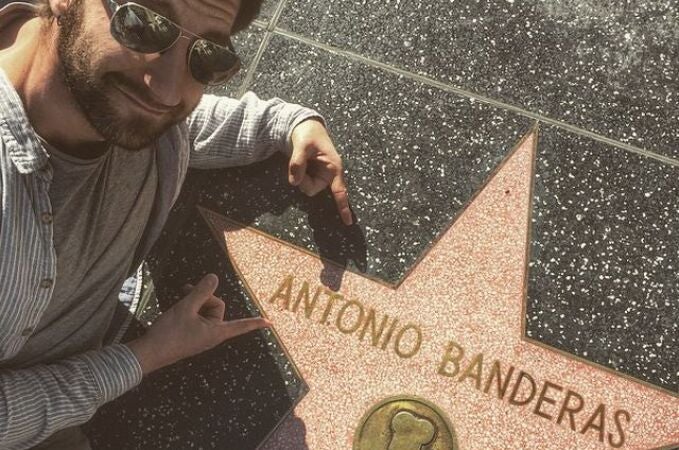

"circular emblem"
[353, 396, 458, 450]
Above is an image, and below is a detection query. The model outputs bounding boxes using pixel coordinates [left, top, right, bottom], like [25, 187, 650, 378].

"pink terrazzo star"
[200, 130, 678, 450]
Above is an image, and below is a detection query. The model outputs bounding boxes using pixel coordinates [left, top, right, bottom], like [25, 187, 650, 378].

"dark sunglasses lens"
[110, 4, 179, 53]
[189, 40, 241, 85]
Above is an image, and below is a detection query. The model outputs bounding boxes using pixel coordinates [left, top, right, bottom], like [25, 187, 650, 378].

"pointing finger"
[220, 317, 273, 340]
[331, 174, 352, 225]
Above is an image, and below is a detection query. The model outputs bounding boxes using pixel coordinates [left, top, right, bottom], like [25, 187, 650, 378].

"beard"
[55, 0, 187, 150]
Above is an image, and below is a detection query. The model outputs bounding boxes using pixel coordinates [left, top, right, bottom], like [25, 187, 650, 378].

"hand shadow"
[260, 411, 310, 450]
[88, 204, 313, 450]
[152, 152, 367, 293]
[86, 153, 366, 449]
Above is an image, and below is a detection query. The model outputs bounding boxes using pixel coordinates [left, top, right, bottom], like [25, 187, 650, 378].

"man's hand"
[289, 119, 353, 225]
[126, 274, 271, 376]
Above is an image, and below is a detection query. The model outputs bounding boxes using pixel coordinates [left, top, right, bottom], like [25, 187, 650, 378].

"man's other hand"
[126, 274, 272, 375]
[289, 119, 353, 226]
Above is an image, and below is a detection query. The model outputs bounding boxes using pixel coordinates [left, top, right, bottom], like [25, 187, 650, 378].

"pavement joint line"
[268, 0, 290, 31]
[236, 22, 274, 97]
[265, 26, 679, 168]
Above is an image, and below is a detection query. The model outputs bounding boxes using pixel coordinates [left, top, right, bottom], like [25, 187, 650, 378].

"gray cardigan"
[0, 7, 321, 444]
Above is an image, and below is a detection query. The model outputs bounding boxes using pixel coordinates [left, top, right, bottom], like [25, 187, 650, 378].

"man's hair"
[35, 0, 262, 34]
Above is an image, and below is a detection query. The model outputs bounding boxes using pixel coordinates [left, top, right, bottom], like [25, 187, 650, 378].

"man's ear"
[48, 0, 73, 19]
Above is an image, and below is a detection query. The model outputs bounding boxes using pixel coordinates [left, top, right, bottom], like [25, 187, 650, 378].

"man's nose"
[143, 37, 192, 107]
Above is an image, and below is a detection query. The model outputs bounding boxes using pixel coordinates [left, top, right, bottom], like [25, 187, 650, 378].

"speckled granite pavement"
[85, 0, 679, 448]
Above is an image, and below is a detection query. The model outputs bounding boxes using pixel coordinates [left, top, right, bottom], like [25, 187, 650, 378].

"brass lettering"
[508, 371, 536, 406]
[608, 409, 630, 449]
[358, 308, 390, 348]
[556, 390, 585, 431]
[533, 380, 563, 420]
[269, 275, 634, 449]
[483, 360, 515, 400]
[336, 299, 365, 334]
[458, 353, 484, 390]
[318, 291, 343, 325]
[291, 282, 323, 319]
[580, 403, 606, 443]
[438, 341, 464, 378]
[380, 318, 400, 350]
[269, 275, 293, 310]
[394, 324, 422, 359]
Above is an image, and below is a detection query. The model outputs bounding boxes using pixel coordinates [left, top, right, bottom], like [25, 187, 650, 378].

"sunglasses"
[103, 0, 241, 86]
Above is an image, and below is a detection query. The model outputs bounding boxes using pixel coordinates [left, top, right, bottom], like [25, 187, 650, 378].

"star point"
[200, 129, 678, 449]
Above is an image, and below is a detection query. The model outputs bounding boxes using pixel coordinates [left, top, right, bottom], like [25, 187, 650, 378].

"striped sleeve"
[186, 91, 325, 169]
[0, 344, 142, 449]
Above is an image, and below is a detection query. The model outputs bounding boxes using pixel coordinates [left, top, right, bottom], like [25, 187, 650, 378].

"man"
[0, 0, 352, 447]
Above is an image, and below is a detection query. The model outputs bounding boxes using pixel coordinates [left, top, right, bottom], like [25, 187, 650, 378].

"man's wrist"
[285, 115, 326, 156]
[126, 337, 166, 376]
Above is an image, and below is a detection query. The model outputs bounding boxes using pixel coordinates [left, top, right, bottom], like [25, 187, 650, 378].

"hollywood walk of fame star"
[200, 129, 679, 450]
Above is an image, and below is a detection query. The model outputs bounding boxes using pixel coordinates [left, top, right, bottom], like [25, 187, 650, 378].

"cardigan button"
[21, 327, 34, 337]
[40, 278, 53, 289]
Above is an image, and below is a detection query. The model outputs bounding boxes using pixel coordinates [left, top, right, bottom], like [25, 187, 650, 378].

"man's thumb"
[288, 145, 308, 186]
[183, 274, 219, 311]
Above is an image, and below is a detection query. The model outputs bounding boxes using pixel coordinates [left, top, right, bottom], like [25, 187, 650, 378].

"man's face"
[56, 0, 240, 150]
